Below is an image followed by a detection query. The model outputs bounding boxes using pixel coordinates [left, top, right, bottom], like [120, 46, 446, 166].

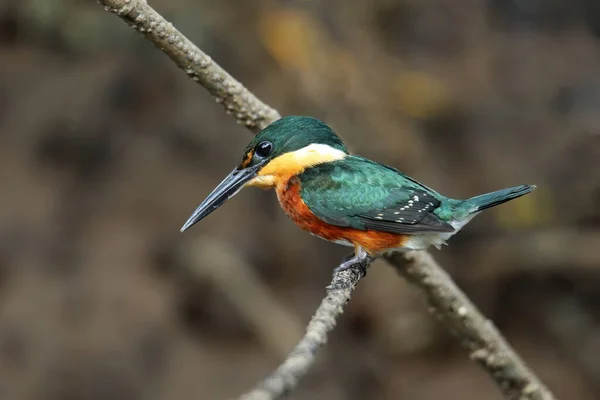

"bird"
[180, 116, 536, 275]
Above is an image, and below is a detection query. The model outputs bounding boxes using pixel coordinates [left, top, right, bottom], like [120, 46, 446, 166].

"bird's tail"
[462, 184, 536, 214]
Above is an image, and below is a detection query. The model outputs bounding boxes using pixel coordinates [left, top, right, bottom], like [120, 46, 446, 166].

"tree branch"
[97, 1, 556, 399]
[239, 267, 364, 400]
[100, 0, 280, 133]
[386, 251, 555, 400]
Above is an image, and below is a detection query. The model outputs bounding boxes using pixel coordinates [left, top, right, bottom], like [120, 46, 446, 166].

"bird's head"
[180, 116, 348, 232]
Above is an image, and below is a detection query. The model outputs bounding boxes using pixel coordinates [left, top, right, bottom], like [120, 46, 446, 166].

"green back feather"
[299, 156, 454, 234]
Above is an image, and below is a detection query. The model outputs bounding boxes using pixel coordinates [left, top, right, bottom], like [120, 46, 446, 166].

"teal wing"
[298, 157, 454, 234]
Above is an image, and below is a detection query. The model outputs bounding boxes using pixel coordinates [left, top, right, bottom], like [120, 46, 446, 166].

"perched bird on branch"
[181, 116, 535, 275]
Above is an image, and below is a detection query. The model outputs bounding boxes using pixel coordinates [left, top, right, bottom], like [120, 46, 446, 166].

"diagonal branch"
[97, 1, 556, 399]
[100, 0, 280, 133]
[386, 251, 555, 400]
[239, 266, 365, 400]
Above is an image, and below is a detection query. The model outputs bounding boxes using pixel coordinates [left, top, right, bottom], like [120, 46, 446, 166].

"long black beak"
[180, 162, 265, 232]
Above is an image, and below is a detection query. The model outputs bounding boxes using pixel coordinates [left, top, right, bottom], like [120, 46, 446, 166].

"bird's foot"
[333, 248, 373, 278]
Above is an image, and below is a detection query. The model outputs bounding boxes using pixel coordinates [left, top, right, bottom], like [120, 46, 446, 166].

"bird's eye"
[255, 141, 273, 158]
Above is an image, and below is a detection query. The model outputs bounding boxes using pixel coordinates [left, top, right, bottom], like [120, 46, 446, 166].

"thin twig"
[387, 251, 555, 400]
[239, 267, 364, 400]
[98, 1, 556, 399]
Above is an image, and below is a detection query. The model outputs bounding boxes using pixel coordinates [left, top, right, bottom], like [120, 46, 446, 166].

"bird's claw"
[333, 249, 372, 278]
[333, 261, 368, 277]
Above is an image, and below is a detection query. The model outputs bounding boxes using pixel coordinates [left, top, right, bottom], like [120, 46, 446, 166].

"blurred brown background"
[0, 0, 599, 399]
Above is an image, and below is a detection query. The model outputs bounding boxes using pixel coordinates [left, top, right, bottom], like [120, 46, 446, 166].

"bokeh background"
[1, 0, 599, 399]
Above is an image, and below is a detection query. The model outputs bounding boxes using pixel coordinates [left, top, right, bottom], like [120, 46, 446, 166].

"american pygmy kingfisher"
[181, 116, 535, 274]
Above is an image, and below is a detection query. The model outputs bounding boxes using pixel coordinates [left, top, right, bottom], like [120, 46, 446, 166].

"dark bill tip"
[180, 162, 264, 232]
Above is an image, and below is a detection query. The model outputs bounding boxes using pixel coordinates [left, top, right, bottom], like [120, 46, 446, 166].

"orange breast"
[276, 177, 408, 255]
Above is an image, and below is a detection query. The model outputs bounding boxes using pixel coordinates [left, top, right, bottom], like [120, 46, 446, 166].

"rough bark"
[239, 267, 364, 400]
